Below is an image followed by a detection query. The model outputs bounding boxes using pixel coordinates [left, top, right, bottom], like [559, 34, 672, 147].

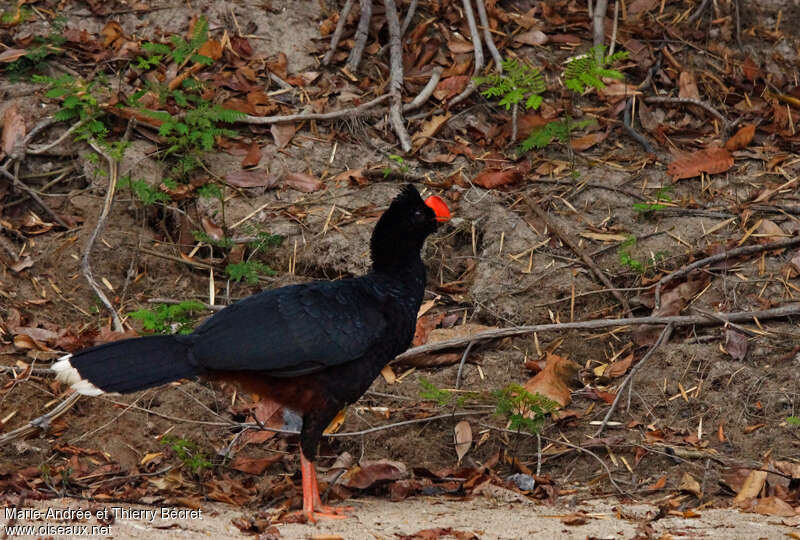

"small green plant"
[519, 117, 595, 153]
[787, 416, 800, 426]
[475, 47, 628, 156]
[226, 231, 283, 284]
[3, 16, 66, 75]
[493, 384, 557, 435]
[192, 230, 235, 249]
[632, 186, 673, 215]
[142, 103, 244, 182]
[564, 45, 629, 94]
[420, 377, 454, 406]
[160, 435, 212, 474]
[1, 5, 32, 24]
[618, 235, 645, 274]
[617, 236, 667, 275]
[119, 175, 171, 205]
[419, 377, 479, 408]
[382, 154, 410, 178]
[33, 74, 108, 140]
[136, 16, 213, 70]
[226, 260, 276, 284]
[475, 58, 546, 111]
[128, 300, 206, 334]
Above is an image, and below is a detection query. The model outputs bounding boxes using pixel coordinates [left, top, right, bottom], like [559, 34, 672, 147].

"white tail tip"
[52, 354, 104, 396]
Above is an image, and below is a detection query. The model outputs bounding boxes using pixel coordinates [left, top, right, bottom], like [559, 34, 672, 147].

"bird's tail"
[53, 335, 198, 395]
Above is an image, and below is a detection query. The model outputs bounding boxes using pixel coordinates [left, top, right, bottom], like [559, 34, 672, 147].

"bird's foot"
[303, 505, 350, 523]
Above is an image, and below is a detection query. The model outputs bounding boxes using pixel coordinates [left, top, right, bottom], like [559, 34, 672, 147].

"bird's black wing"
[187, 279, 389, 376]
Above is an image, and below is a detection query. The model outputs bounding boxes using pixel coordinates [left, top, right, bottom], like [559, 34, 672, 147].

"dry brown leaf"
[342, 460, 408, 489]
[678, 71, 700, 99]
[13, 333, 52, 351]
[101, 21, 124, 48]
[679, 472, 702, 498]
[569, 131, 607, 151]
[756, 219, 784, 242]
[224, 170, 279, 188]
[446, 38, 474, 54]
[724, 124, 756, 151]
[605, 353, 633, 378]
[742, 56, 760, 81]
[733, 469, 767, 505]
[524, 353, 580, 407]
[230, 455, 281, 475]
[433, 77, 470, 101]
[380, 365, 396, 384]
[646, 475, 667, 491]
[412, 113, 451, 151]
[324, 408, 346, 434]
[241, 143, 262, 168]
[283, 171, 323, 192]
[201, 216, 224, 241]
[598, 83, 641, 100]
[513, 29, 548, 46]
[472, 168, 522, 189]
[0, 49, 27, 63]
[627, 0, 660, 16]
[270, 122, 296, 149]
[753, 496, 796, 517]
[10, 256, 34, 273]
[197, 39, 222, 61]
[724, 329, 748, 361]
[2, 104, 26, 158]
[454, 421, 472, 462]
[667, 147, 734, 181]
[413, 312, 445, 346]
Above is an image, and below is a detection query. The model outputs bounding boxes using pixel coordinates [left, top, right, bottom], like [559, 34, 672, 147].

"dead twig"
[404, 66, 443, 112]
[0, 161, 70, 229]
[384, 0, 412, 152]
[592, 0, 609, 51]
[27, 119, 87, 155]
[95, 396, 490, 438]
[526, 197, 633, 317]
[644, 96, 729, 133]
[0, 393, 81, 446]
[83, 140, 124, 332]
[622, 98, 655, 154]
[322, 0, 356, 66]
[449, 0, 484, 107]
[455, 340, 476, 390]
[687, 0, 712, 24]
[347, 0, 373, 72]
[654, 236, 800, 310]
[400, 0, 418, 35]
[475, 0, 502, 71]
[396, 303, 800, 360]
[593, 324, 674, 437]
[238, 94, 390, 124]
[480, 423, 628, 496]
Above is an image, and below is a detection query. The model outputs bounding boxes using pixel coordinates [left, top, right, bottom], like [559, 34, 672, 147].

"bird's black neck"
[370, 236, 426, 274]
[370, 256, 426, 296]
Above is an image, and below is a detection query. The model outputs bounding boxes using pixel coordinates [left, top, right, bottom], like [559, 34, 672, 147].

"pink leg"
[300, 454, 352, 522]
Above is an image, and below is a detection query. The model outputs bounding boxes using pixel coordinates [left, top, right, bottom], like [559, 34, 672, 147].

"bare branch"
[322, 0, 356, 66]
[347, 0, 373, 72]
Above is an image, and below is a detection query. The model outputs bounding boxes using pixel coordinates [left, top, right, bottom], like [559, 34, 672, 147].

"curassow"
[54, 184, 450, 521]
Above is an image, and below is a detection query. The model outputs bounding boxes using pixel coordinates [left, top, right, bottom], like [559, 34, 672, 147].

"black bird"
[54, 184, 450, 521]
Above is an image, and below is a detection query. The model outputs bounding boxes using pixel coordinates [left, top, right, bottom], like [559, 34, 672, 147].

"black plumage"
[54, 183, 449, 521]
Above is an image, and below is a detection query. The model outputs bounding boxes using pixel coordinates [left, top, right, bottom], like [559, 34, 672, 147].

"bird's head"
[370, 184, 450, 271]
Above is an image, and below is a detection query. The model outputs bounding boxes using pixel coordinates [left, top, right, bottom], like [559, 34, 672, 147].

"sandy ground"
[3, 496, 797, 539]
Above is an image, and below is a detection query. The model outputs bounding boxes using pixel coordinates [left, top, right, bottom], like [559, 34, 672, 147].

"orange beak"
[424, 195, 450, 222]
